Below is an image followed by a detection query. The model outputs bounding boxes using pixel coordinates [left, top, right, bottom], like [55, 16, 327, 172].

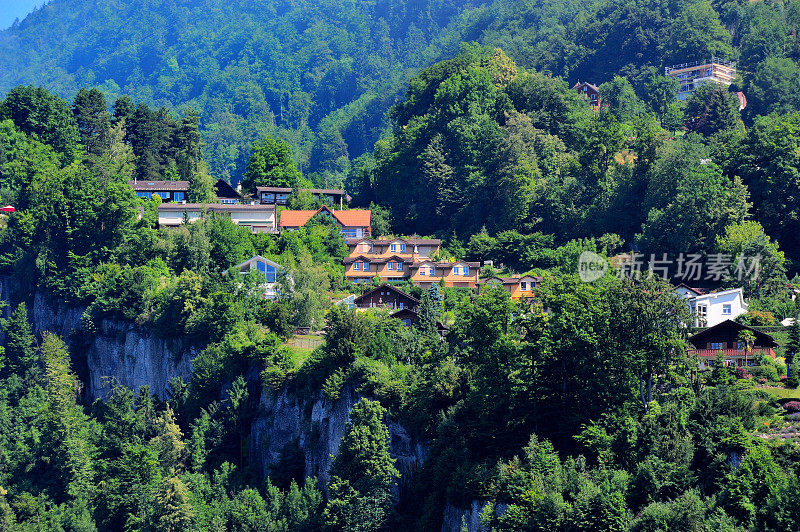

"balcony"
[688, 347, 776, 358]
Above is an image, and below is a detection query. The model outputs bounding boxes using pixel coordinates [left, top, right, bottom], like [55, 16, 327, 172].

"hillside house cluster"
[479, 275, 543, 299]
[352, 284, 449, 335]
[129, 180, 369, 237]
[343, 237, 479, 288]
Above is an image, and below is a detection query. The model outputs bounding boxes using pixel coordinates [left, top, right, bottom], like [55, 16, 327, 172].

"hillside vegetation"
[4, 0, 800, 187]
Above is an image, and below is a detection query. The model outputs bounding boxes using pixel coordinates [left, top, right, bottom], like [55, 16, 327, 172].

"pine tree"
[153, 475, 194, 532]
[3, 303, 34, 377]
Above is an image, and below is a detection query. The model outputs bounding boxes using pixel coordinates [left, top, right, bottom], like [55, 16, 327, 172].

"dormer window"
[390, 242, 406, 253]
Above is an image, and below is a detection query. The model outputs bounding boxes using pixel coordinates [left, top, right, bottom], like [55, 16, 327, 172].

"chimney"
[236, 182, 242, 193]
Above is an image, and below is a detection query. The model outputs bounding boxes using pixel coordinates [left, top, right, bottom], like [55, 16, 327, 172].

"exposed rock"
[441, 500, 491, 532]
[249, 384, 427, 497]
[0, 276, 195, 400]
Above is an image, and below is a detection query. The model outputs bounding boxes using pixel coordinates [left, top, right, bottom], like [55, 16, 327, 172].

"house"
[344, 237, 441, 284]
[255, 186, 350, 208]
[128, 180, 189, 202]
[279, 205, 371, 238]
[215, 179, 242, 204]
[390, 308, 449, 337]
[354, 284, 419, 311]
[665, 58, 736, 101]
[688, 320, 777, 369]
[409, 260, 480, 288]
[479, 275, 543, 299]
[157, 203, 277, 233]
[572, 81, 601, 108]
[674, 285, 748, 327]
[226, 255, 282, 299]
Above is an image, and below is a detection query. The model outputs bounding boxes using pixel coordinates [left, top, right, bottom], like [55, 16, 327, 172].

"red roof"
[0, 206, 15, 213]
[279, 210, 317, 227]
[333, 209, 370, 228]
[279, 206, 371, 228]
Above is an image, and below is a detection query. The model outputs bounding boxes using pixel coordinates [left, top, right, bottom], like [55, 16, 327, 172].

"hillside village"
[6, 0, 800, 529]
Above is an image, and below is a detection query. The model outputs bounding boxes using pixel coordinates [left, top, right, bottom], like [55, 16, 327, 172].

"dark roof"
[675, 283, 709, 295]
[256, 186, 346, 195]
[354, 284, 420, 306]
[572, 81, 599, 92]
[479, 275, 543, 285]
[689, 320, 778, 349]
[345, 237, 442, 246]
[158, 203, 276, 212]
[128, 180, 190, 191]
[214, 179, 240, 199]
[409, 261, 480, 269]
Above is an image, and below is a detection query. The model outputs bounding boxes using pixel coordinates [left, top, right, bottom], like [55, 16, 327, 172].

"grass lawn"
[286, 335, 324, 367]
[759, 386, 800, 399]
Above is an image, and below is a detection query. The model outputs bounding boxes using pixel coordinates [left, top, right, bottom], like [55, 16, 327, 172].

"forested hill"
[0, 0, 488, 185]
[3, 0, 800, 187]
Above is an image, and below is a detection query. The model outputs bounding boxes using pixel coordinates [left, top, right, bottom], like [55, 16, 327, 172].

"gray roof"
[128, 180, 190, 191]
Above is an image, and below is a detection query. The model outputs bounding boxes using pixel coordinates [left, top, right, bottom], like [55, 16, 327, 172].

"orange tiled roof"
[279, 210, 317, 227]
[280, 206, 371, 228]
[333, 209, 370, 228]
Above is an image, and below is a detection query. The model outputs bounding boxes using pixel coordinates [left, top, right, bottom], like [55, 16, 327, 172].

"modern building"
[157, 203, 277, 233]
[128, 180, 189, 202]
[572, 81, 601, 108]
[226, 255, 282, 299]
[688, 320, 777, 369]
[255, 186, 350, 208]
[279, 205, 371, 238]
[674, 285, 748, 328]
[479, 275, 543, 299]
[665, 58, 736, 101]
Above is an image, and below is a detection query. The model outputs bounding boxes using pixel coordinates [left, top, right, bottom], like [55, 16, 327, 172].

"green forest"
[5, 0, 800, 188]
[1, 0, 800, 530]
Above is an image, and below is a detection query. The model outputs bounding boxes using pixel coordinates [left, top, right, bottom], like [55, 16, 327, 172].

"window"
[399, 302, 404, 309]
[353, 262, 361, 271]
[363, 262, 369, 271]
[276, 194, 288, 205]
[722, 304, 732, 315]
[136, 191, 152, 198]
[220, 198, 237, 204]
[396, 262, 403, 271]
[388, 262, 394, 271]
[356, 243, 372, 253]
[710, 342, 724, 350]
[342, 228, 358, 238]
[402, 319, 412, 327]
[737, 341, 745, 349]
[173, 192, 185, 202]
[521, 282, 527, 291]
[263, 193, 275, 203]
[255, 261, 277, 283]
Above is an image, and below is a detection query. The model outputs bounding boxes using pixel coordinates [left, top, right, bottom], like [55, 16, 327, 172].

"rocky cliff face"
[249, 383, 427, 497]
[0, 277, 195, 400]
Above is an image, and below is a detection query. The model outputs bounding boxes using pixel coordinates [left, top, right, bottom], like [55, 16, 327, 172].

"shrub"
[736, 367, 752, 380]
[784, 401, 800, 413]
[758, 377, 767, 384]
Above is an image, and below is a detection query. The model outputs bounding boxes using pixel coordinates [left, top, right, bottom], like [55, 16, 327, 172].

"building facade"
[354, 285, 420, 311]
[688, 320, 777, 369]
[665, 58, 736, 101]
[572, 81, 601, 108]
[675, 285, 748, 328]
[479, 275, 543, 299]
[128, 180, 189, 202]
[158, 203, 277, 233]
[256, 186, 349, 208]
[227, 255, 282, 299]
